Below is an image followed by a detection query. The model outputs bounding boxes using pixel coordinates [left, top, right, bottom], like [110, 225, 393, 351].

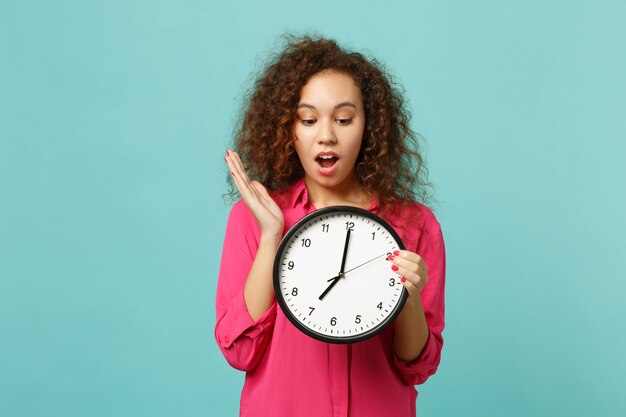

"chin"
[308, 173, 351, 189]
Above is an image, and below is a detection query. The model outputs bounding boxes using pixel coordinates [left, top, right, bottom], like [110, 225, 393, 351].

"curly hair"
[229, 34, 433, 219]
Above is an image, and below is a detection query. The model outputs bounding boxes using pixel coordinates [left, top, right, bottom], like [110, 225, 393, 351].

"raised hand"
[225, 150, 284, 238]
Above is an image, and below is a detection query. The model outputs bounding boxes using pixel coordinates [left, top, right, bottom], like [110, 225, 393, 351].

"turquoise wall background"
[2, 1, 625, 416]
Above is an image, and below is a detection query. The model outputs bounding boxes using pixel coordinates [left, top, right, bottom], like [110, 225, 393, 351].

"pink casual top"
[215, 178, 446, 417]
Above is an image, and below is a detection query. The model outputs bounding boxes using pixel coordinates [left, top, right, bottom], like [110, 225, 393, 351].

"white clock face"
[273, 206, 407, 343]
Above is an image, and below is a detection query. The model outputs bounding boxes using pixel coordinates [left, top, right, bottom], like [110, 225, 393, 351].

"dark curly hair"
[228, 34, 433, 219]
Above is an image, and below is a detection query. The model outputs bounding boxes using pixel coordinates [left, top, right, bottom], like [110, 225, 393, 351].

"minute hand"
[338, 228, 351, 274]
[318, 229, 352, 301]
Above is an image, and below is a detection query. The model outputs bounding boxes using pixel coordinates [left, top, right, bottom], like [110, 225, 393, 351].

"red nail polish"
[393, 251, 399, 256]
[226, 149, 231, 155]
[388, 255, 395, 260]
[401, 277, 406, 283]
[224, 156, 228, 162]
[231, 171, 234, 176]
[391, 265, 399, 271]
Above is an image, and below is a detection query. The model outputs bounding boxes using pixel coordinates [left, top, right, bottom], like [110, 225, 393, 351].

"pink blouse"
[215, 178, 446, 417]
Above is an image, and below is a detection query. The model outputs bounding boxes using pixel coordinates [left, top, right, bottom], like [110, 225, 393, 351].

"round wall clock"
[273, 205, 407, 344]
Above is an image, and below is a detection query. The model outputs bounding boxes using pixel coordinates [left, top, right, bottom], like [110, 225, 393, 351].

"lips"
[314, 152, 339, 176]
[315, 152, 339, 168]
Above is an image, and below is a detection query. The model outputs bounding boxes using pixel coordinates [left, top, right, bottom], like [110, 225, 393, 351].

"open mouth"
[316, 154, 338, 168]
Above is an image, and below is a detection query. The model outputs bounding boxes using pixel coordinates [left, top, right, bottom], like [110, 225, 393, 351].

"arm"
[227, 150, 284, 320]
[243, 233, 281, 320]
[214, 151, 285, 371]
[393, 287, 430, 362]
[389, 211, 446, 385]
[214, 202, 278, 371]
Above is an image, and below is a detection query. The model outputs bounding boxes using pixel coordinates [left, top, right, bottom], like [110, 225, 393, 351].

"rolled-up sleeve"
[393, 210, 446, 385]
[214, 201, 277, 372]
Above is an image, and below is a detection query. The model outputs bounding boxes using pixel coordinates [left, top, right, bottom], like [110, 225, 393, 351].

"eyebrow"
[297, 102, 357, 110]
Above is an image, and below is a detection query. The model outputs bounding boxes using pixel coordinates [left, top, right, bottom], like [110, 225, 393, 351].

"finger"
[251, 180, 273, 202]
[401, 276, 422, 296]
[225, 154, 249, 195]
[226, 151, 251, 186]
[392, 264, 422, 285]
[225, 151, 258, 204]
[390, 264, 426, 294]
[395, 268, 426, 294]
[251, 180, 283, 219]
[393, 250, 426, 266]
[229, 151, 252, 186]
[389, 251, 427, 276]
[389, 255, 427, 276]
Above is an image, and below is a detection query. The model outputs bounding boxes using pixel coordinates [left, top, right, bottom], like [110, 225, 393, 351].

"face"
[292, 70, 365, 192]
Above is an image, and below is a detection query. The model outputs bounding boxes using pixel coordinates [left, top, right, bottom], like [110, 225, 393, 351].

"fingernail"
[387, 255, 395, 260]
[391, 265, 399, 271]
[226, 149, 231, 155]
[393, 251, 400, 256]
[224, 156, 228, 162]
[401, 277, 406, 283]
[231, 171, 234, 176]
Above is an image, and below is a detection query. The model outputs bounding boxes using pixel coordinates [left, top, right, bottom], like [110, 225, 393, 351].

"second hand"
[326, 252, 389, 281]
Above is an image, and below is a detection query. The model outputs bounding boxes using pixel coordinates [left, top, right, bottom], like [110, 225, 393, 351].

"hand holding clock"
[388, 250, 428, 298]
[388, 249, 431, 362]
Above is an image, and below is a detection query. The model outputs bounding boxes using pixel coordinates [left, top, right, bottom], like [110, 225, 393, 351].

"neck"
[303, 175, 370, 209]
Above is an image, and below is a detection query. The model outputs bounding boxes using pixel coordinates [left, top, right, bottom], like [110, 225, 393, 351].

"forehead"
[298, 70, 363, 107]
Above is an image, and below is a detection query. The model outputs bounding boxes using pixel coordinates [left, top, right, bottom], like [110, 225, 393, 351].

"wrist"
[399, 295, 422, 317]
[260, 232, 282, 245]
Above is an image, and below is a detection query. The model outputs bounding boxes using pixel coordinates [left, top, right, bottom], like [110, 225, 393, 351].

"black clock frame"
[273, 205, 408, 344]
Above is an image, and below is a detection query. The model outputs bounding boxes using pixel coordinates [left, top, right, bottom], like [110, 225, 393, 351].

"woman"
[216, 35, 446, 417]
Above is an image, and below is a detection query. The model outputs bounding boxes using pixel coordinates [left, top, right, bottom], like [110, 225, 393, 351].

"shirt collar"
[288, 177, 379, 213]
[289, 177, 309, 208]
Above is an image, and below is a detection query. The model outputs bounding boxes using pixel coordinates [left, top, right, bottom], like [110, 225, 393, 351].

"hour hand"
[319, 274, 341, 300]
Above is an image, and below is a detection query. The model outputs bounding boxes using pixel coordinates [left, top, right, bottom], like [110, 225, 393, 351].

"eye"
[336, 118, 352, 125]
[301, 119, 316, 126]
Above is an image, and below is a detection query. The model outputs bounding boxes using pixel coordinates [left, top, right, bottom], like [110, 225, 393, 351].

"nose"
[317, 119, 337, 145]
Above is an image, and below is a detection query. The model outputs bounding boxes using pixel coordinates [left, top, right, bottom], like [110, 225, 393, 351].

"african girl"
[215, 35, 446, 417]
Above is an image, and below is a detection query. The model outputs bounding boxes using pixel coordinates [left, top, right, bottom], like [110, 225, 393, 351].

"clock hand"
[319, 229, 352, 301]
[338, 229, 351, 274]
[320, 252, 389, 300]
[319, 274, 341, 300]
[343, 252, 389, 275]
